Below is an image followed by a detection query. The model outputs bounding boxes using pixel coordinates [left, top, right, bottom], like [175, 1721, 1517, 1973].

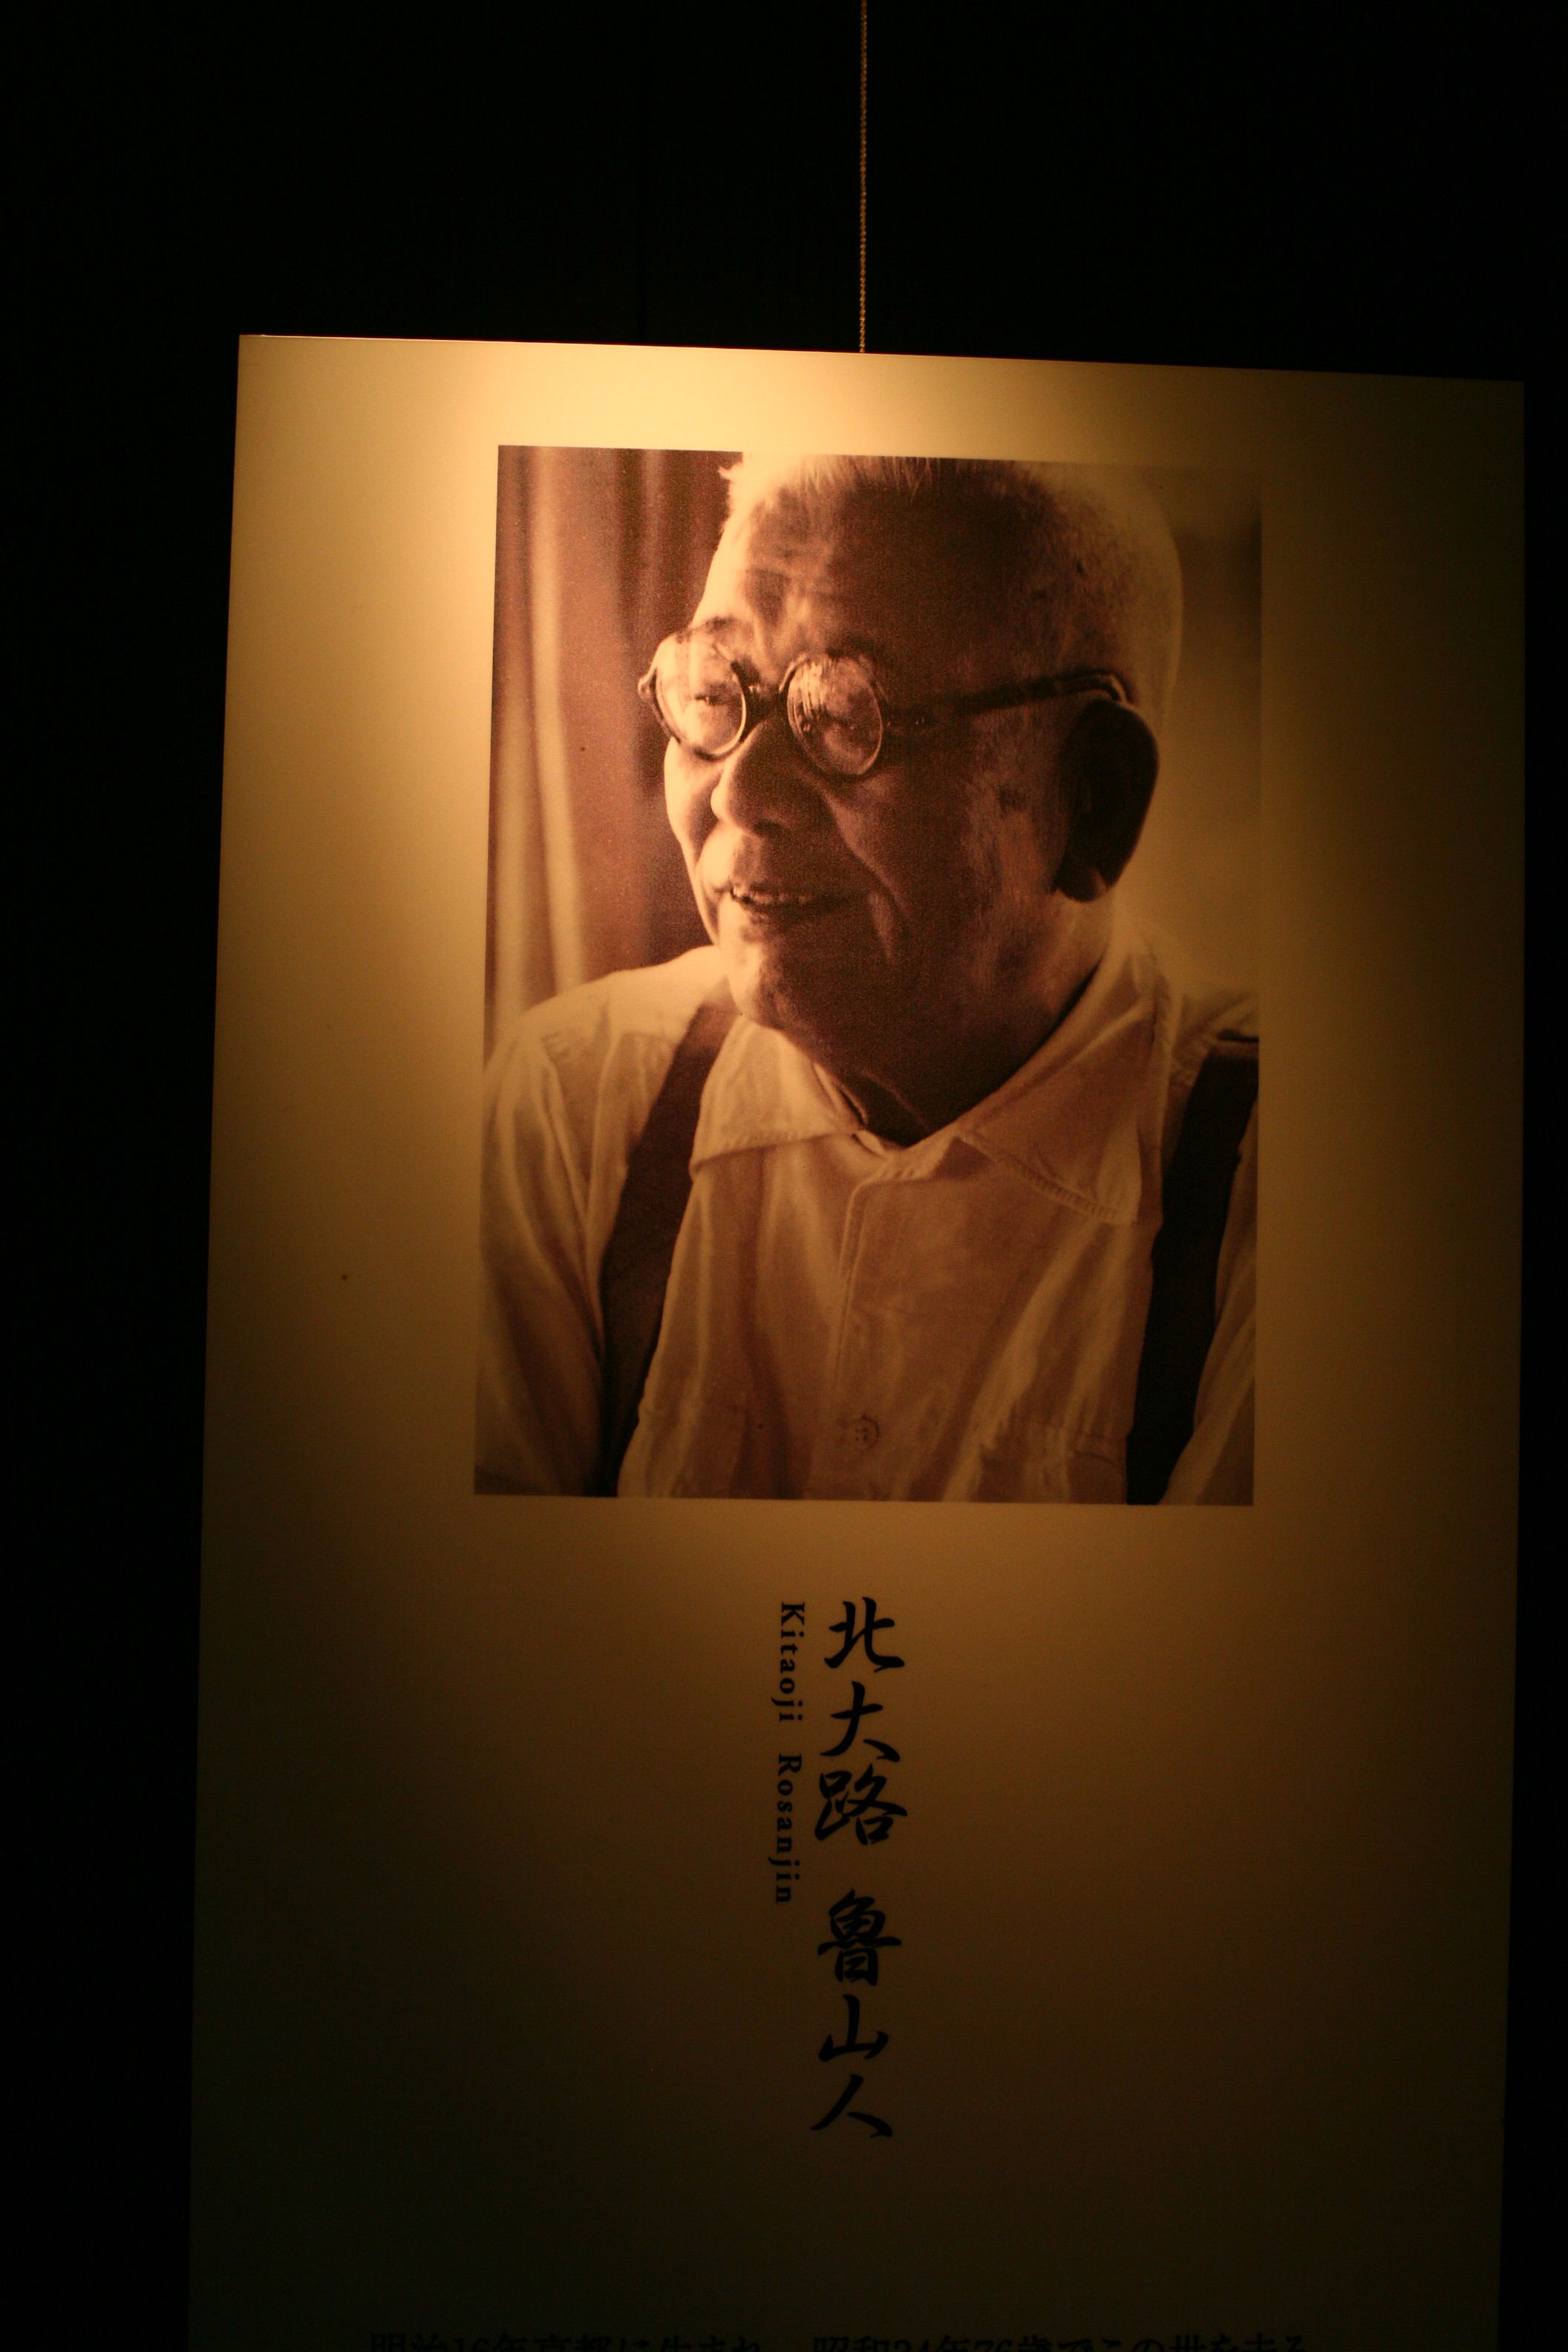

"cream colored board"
[194, 339, 1523, 2350]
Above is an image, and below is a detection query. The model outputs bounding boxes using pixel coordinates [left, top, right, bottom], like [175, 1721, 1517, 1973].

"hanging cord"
[858, 0, 869, 351]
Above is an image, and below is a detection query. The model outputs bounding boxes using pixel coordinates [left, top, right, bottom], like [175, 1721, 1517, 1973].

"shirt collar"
[691, 904, 1165, 1226]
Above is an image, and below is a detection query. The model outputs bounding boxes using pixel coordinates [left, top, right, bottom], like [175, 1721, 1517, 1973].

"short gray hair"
[722, 452, 1183, 733]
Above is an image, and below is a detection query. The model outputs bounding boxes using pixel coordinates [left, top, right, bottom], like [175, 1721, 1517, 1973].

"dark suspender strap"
[593, 987, 739, 1494]
[1125, 1031, 1258, 1504]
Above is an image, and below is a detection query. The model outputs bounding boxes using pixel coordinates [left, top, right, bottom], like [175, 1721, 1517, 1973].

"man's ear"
[1051, 699, 1160, 901]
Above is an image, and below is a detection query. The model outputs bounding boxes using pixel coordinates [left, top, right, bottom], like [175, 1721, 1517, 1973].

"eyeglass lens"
[656, 637, 748, 755]
[653, 639, 885, 779]
[786, 658, 883, 777]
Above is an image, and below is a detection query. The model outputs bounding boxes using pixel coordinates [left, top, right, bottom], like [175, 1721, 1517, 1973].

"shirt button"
[852, 1414, 880, 1451]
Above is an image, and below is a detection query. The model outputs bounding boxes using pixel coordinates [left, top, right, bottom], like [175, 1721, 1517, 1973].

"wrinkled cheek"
[872, 829, 985, 970]
[665, 754, 715, 872]
[860, 894, 912, 975]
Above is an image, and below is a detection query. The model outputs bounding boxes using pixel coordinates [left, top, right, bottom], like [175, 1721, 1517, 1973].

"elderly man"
[477, 456, 1256, 1501]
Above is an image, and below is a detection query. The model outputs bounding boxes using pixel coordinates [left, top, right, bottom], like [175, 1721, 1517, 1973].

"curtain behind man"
[485, 446, 734, 1059]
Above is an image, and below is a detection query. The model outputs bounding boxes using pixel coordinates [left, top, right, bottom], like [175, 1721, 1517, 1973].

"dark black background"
[28, 6, 1544, 2341]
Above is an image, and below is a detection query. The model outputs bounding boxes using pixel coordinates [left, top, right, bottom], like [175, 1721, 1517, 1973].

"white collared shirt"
[477, 908, 1257, 1501]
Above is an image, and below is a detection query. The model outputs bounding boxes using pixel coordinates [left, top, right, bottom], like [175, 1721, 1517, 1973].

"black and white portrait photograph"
[477, 449, 1260, 1500]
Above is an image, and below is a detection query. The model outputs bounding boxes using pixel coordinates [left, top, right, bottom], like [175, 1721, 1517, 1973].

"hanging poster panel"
[195, 338, 1522, 2352]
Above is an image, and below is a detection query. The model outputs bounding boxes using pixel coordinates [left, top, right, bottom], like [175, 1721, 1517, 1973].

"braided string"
[858, 0, 869, 351]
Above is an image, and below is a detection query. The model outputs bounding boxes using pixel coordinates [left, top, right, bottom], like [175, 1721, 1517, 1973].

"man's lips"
[718, 878, 856, 931]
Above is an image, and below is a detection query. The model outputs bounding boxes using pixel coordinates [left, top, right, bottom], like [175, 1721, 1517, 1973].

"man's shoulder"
[1128, 916, 1258, 1065]
[507, 946, 725, 1067]
[486, 947, 726, 1150]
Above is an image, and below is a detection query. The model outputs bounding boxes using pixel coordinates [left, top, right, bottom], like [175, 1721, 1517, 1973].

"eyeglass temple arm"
[893, 669, 1129, 726]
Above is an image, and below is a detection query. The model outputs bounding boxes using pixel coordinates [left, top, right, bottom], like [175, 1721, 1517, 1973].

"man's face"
[664, 483, 1075, 1092]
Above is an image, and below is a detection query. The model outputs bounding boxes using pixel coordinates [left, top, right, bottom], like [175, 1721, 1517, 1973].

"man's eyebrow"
[831, 629, 897, 668]
[687, 615, 910, 688]
[698, 616, 900, 661]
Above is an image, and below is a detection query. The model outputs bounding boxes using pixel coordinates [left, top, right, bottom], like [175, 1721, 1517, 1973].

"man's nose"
[710, 711, 826, 834]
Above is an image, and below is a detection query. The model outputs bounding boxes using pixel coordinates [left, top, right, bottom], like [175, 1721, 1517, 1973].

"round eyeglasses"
[638, 631, 1128, 783]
